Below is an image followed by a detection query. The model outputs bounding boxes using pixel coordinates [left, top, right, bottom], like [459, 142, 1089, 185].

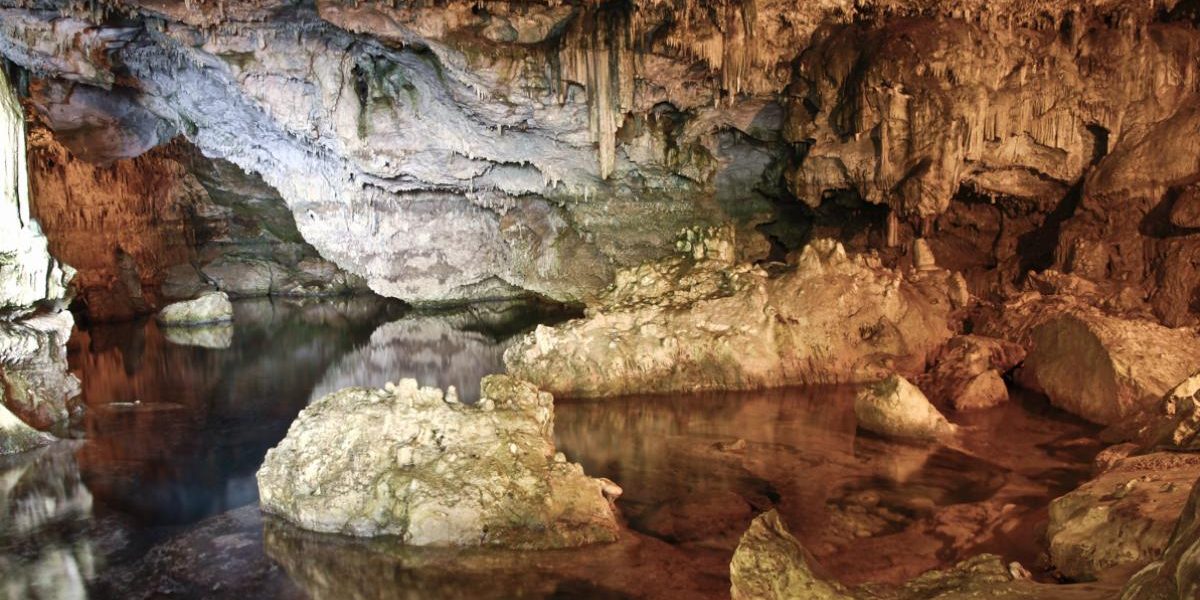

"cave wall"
[25, 114, 368, 322]
[1, 0, 1199, 318]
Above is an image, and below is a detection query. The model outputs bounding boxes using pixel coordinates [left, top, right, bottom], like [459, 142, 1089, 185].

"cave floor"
[0, 298, 1118, 599]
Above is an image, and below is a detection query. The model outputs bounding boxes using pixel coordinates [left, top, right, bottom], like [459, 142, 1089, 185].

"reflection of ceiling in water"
[308, 311, 530, 404]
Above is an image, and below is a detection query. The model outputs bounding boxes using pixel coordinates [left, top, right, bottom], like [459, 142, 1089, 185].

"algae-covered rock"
[257, 375, 619, 548]
[1047, 452, 1200, 581]
[730, 509, 854, 600]
[855, 375, 958, 442]
[156, 292, 234, 327]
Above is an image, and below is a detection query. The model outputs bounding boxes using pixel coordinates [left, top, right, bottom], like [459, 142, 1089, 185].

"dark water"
[0, 297, 1102, 600]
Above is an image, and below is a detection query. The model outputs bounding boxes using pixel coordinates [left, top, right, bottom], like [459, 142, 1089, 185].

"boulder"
[0, 311, 81, 433]
[156, 292, 234, 327]
[505, 233, 955, 397]
[1120, 476, 1200, 600]
[1047, 452, 1200, 581]
[730, 510, 854, 600]
[1018, 311, 1200, 426]
[921, 335, 1025, 411]
[854, 375, 958, 441]
[256, 375, 620, 548]
[0, 402, 54, 455]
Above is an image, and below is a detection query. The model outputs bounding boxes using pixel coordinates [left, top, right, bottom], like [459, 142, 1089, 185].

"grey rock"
[156, 292, 234, 327]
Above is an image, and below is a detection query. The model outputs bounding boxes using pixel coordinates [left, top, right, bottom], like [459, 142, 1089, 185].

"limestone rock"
[0, 402, 54, 455]
[1018, 311, 1200, 426]
[505, 235, 955, 397]
[730, 510, 854, 600]
[921, 335, 1025, 411]
[1152, 373, 1200, 450]
[1119, 475, 1200, 600]
[256, 375, 619, 548]
[854, 375, 958, 441]
[1169, 184, 1200, 229]
[0, 63, 72, 317]
[0, 311, 81, 433]
[156, 292, 234, 327]
[1047, 452, 1200, 581]
[730, 510, 1065, 600]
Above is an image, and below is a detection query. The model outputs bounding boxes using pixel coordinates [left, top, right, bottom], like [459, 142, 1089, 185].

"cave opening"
[1, 3, 1200, 600]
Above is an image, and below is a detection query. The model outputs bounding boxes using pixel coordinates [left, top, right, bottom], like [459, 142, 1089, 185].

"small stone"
[480, 398, 495, 411]
[553, 452, 566, 463]
[445, 385, 459, 403]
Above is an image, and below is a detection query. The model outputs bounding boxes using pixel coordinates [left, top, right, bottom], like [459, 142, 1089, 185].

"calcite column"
[0, 67, 71, 315]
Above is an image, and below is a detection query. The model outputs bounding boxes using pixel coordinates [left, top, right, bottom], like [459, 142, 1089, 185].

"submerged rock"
[1018, 310, 1200, 426]
[1047, 452, 1200, 581]
[1119, 475, 1200, 600]
[505, 233, 955, 397]
[156, 291, 234, 327]
[257, 375, 619, 548]
[854, 375, 957, 442]
[730, 510, 854, 600]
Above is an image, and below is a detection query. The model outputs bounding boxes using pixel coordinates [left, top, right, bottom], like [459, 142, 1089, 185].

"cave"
[1, 1, 1199, 599]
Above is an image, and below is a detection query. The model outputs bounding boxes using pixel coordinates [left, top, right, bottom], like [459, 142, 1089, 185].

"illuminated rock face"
[504, 230, 957, 397]
[0, 67, 71, 317]
[1, 1, 1199, 311]
[26, 127, 367, 323]
[257, 375, 620, 548]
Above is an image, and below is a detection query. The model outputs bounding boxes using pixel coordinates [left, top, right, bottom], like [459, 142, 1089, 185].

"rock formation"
[257, 375, 620, 547]
[27, 125, 368, 322]
[1119, 475, 1200, 600]
[1047, 452, 1200, 581]
[505, 230, 957, 397]
[919, 335, 1025, 411]
[156, 291, 234, 327]
[1018, 309, 1200, 426]
[854, 375, 958, 441]
[731, 510, 854, 600]
[731, 508, 1111, 600]
[0, 402, 53, 455]
[0, 62, 79, 447]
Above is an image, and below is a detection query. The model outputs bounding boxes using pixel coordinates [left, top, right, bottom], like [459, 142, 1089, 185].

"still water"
[0, 297, 1101, 599]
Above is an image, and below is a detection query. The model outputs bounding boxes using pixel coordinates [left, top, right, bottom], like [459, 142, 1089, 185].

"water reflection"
[310, 302, 574, 403]
[0, 295, 1101, 599]
[553, 387, 1101, 585]
[0, 443, 95, 600]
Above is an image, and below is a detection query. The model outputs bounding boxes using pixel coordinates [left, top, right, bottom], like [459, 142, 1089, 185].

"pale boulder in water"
[854, 375, 958, 441]
[256, 375, 619, 548]
[157, 291, 234, 327]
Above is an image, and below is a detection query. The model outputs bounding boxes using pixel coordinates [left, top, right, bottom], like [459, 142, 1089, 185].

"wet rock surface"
[854, 375, 958, 442]
[257, 375, 620, 547]
[505, 232, 956, 397]
[1119, 475, 1200, 600]
[1047, 452, 1200, 582]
